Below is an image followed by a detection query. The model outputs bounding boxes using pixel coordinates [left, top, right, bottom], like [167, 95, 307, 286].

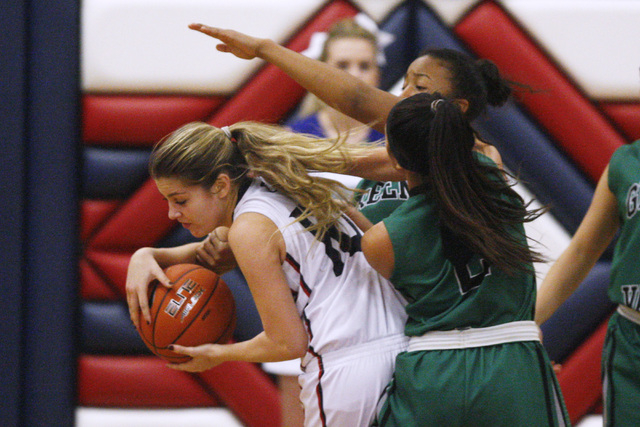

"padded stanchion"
[198, 364, 281, 427]
[82, 301, 148, 354]
[474, 103, 594, 234]
[82, 251, 133, 299]
[78, 355, 221, 407]
[599, 103, 640, 142]
[83, 147, 150, 199]
[83, 95, 224, 146]
[78, 355, 280, 427]
[88, 179, 172, 251]
[80, 200, 120, 242]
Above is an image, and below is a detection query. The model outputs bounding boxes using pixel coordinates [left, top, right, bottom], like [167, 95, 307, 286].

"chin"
[190, 229, 207, 238]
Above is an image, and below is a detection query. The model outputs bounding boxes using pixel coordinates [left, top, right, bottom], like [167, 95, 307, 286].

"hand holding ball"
[136, 264, 236, 363]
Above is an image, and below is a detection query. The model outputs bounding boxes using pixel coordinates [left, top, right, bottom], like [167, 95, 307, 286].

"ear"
[211, 173, 233, 199]
[385, 142, 404, 171]
[454, 98, 470, 114]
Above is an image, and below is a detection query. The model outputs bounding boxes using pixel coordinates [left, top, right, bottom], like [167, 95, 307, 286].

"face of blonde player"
[400, 55, 455, 99]
[155, 177, 230, 239]
[324, 37, 380, 87]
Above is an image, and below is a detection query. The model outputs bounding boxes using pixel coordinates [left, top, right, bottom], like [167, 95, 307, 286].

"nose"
[400, 86, 417, 99]
[167, 204, 181, 220]
[345, 65, 362, 80]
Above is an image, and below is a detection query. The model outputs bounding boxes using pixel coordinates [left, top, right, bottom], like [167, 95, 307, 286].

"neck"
[406, 172, 423, 190]
[317, 108, 369, 143]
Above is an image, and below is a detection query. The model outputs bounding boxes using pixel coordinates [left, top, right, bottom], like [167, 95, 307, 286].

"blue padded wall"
[380, 2, 595, 235]
[0, 0, 80, 425]
[1, 2, 28, 425]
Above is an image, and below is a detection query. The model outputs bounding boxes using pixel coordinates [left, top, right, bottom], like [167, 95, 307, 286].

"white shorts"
[262, 358, 302, 377]
[298, 333, 408, 427]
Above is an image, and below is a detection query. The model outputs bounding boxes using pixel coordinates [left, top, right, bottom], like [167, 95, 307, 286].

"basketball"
[136, 264, 236, 363]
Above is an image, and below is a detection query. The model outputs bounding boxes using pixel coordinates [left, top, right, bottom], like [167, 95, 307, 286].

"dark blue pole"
[1, 0, 81, 426]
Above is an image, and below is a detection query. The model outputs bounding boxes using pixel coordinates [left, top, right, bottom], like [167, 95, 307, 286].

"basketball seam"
[151, 264, 204, 352]
[161, 274, 220, 348]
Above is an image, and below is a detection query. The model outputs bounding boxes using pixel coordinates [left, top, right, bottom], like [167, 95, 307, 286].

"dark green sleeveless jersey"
[382, 186, 537, 337]
[608, 139, 640, 309]
[355, 179, 409, 224]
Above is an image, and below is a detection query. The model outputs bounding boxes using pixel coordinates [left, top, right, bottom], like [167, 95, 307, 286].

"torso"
[382, 159, 536, 336]
[234, 179, 407, 355]
[608, 139, 640, 309]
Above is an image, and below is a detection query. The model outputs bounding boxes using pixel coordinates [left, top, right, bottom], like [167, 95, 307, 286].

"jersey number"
[454, 258, 491, 295]
[290, 207, 361, 276]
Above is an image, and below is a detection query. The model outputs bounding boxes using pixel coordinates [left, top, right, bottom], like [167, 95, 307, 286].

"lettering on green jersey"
[626, 183, 640, 219]
[357, 181, 409, 210]
[621, 284, 640, 310]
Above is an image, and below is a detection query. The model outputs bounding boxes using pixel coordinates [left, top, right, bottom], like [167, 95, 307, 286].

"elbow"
[268, 330, 307, 360]
[291, 341, 307, 359]
[284, 334, 307, 360]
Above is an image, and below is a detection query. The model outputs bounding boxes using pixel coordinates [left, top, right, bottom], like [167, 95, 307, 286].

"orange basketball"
[136, 264, 236, 363]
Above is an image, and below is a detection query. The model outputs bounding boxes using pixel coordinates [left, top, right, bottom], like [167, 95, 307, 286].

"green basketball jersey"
[608, 139, 640, 309]
[382, 189, 537, 336]
[355, 179, 409, 224]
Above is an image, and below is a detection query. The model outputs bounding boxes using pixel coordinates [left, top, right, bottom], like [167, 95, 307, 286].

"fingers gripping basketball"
[136, 264, 236, 363]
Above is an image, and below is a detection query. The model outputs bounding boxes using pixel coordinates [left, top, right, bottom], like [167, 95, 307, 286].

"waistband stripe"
[408, 321, 540, 351]
[618, 304, 640, 325]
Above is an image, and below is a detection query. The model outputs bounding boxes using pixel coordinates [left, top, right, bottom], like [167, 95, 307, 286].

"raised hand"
[188, 23, 266, 60]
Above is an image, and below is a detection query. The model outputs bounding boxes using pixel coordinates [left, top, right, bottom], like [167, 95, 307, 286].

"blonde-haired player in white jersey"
[125, 121, 407, 427]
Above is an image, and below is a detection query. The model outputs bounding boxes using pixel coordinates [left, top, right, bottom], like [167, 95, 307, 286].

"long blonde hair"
[150, 121, 369, 241]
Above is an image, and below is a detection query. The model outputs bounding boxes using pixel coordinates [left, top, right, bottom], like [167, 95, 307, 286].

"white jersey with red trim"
[234, 178, 407, 357]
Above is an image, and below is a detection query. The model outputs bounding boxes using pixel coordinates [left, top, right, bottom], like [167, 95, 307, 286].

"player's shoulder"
[473, 140, 502, 169]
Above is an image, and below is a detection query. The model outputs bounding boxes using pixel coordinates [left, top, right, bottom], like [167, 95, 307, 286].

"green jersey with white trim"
[608, 139, 640, 310]
[382, 185, 536, 336]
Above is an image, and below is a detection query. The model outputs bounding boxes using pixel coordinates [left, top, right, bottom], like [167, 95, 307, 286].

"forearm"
[348, 146, 404, 181]
[535, 244, 599, 325]
[536, 166, 619, 325]
[139, 243, 201, 268]
[256, 39, 398, 133]
[344, 204, 374, 232]
[219, 331, 305, 364]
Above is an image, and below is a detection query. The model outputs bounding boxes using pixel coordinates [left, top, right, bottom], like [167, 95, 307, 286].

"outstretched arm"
[535, 165, 620, 325]
[189, 24, 399, 134]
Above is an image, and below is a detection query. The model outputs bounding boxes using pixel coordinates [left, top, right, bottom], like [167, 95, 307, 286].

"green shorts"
[602, 311, 640, 426]
[375, 341, 570, 427]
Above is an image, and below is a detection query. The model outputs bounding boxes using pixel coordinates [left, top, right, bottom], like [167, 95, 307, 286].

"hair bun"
[476, 59, 511, 107]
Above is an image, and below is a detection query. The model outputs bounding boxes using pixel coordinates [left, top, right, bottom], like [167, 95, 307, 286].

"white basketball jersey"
[234, 179, 407, 359]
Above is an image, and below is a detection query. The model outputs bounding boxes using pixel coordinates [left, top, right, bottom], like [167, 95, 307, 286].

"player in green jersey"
[360, 92, 570, 426]
[537, 140, 640, 426]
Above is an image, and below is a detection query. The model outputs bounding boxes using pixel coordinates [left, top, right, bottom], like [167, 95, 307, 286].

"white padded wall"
[81, 0, 326, 94]
[502, 0, 640, 100]
[352, 0, 404, 21]
[82, 0, 640, 100]
[423, 0, 478, 26]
